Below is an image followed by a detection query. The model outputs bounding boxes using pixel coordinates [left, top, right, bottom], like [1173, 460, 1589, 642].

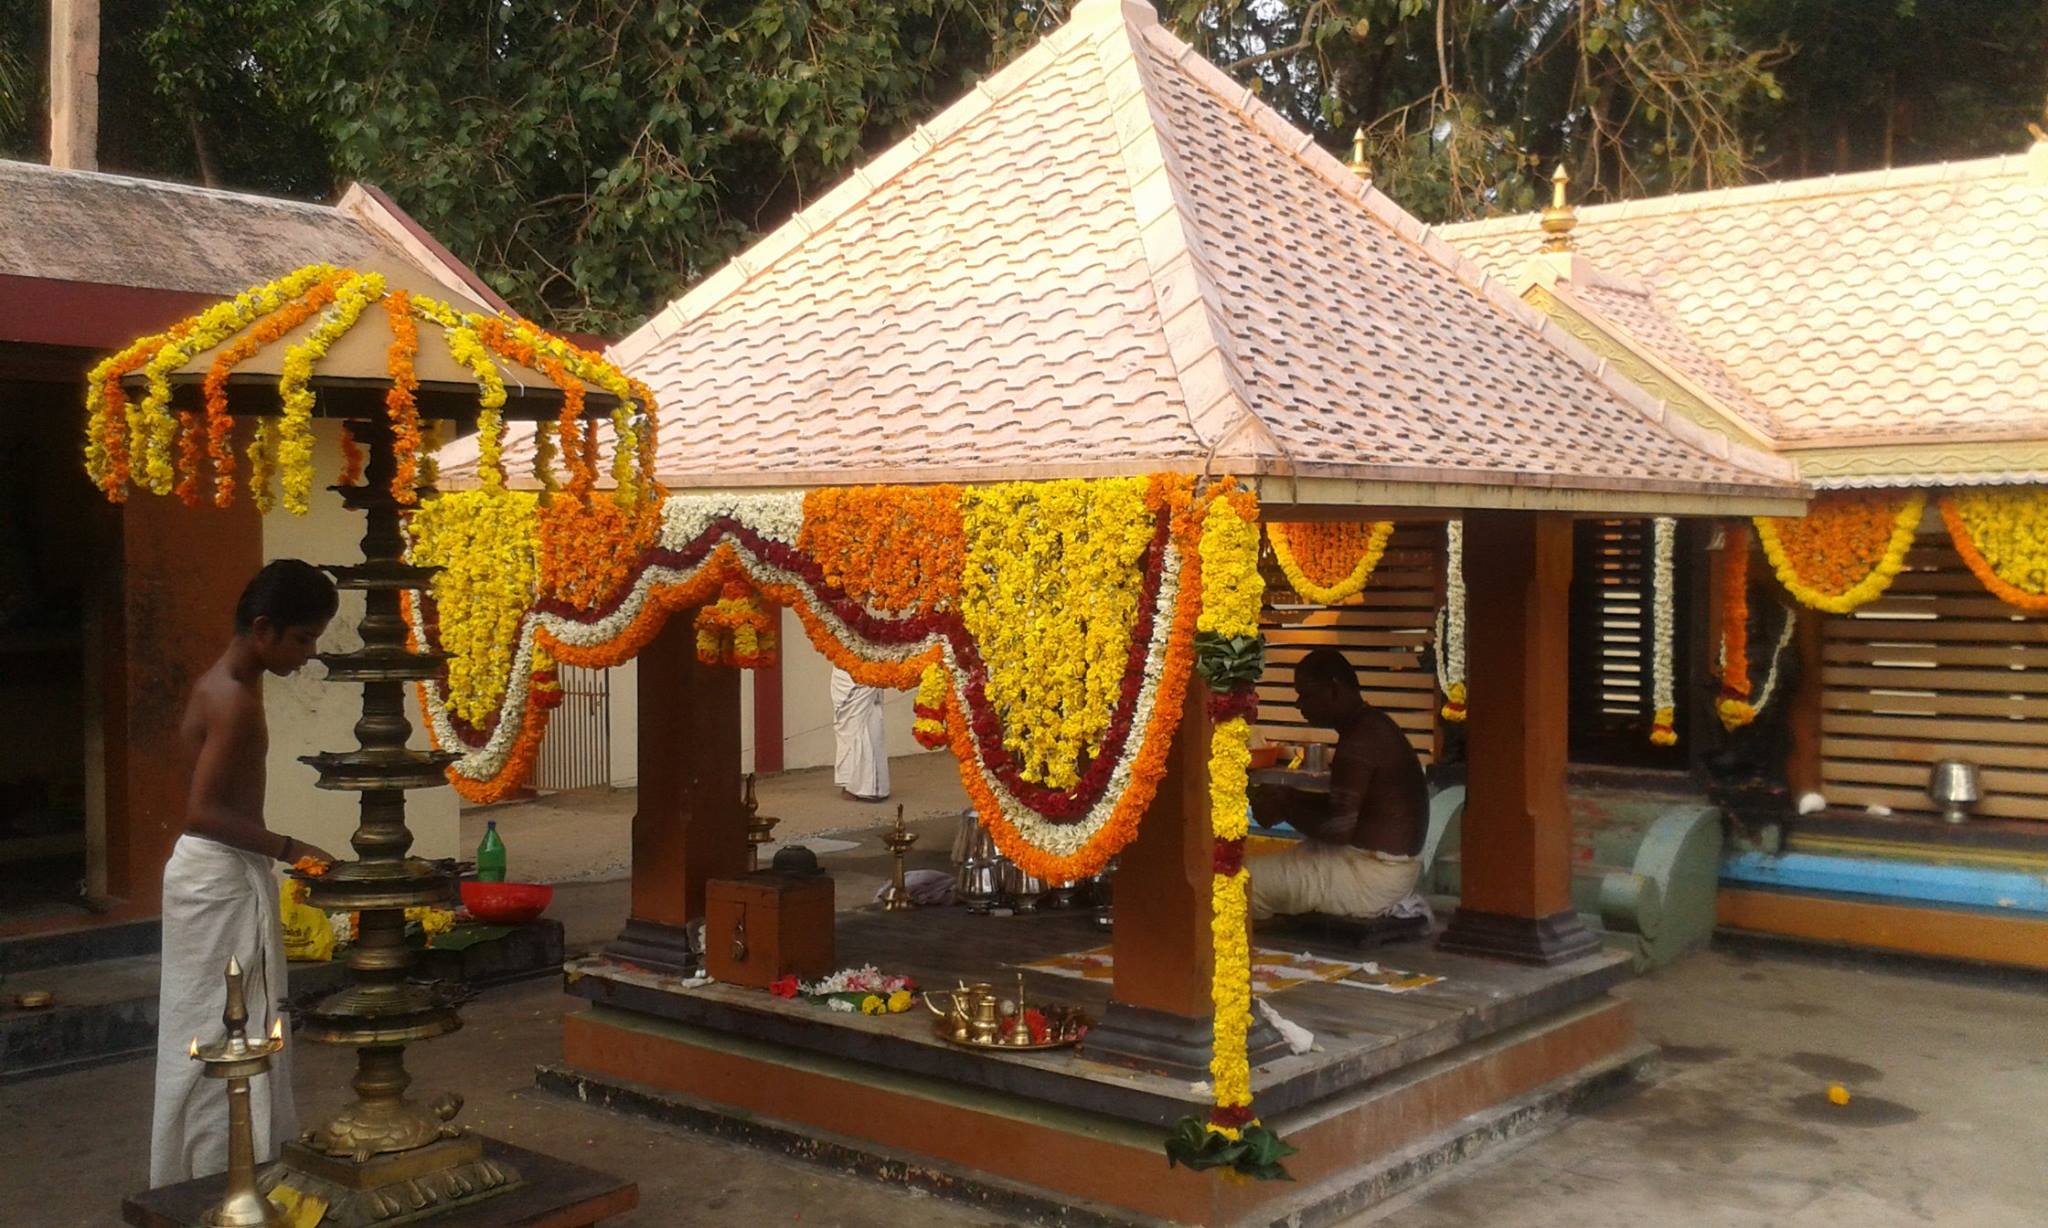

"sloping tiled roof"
[449, 0, 1792, 508]
[1446, 149, 2048, 449]
[0, 160, 407, 296]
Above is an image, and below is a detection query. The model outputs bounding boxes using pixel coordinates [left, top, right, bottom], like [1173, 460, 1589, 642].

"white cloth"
[1248, 842, 1422, 921]
[830, 667, 889, 800]
[151, 835, 297, 1186]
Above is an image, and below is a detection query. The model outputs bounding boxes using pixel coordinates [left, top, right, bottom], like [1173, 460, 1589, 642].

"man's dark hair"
[1295, 646, 1359, 693]
[235, 559, 339, 633]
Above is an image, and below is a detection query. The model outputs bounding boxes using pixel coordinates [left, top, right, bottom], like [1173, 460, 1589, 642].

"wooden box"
[703, 873, 836, 988]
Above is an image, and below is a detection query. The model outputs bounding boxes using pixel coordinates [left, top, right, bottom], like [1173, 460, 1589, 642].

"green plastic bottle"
[476, 820, 507, 883]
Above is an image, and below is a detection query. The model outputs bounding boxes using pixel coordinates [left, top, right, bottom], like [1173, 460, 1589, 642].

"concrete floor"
[20, 759, 2044, 1226]
[10, 913, 2043, 1226]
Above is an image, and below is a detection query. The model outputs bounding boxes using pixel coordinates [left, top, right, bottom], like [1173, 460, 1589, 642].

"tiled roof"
[0, 160, 404, 296]
[447, 0, 1792, 506]
[1446, 149, 2048, 449]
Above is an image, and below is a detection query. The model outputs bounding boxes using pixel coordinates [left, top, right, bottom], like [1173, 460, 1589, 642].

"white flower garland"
[660, 491, 806, 548]
[1649, 516, 1678, 746]
[1749, 604, 1798, 715]
[1436, 520, 1467, 721]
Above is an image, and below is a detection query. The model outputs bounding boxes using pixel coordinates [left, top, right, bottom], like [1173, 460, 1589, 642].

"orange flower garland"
[175, 411, 205, 506]
[338, 425, 365, 488]
[1755, 491, 1924, 613]
[1267, 519, 1395, 604]
[797, 486, 963, 614]
[201, 276, 341, 507]
[694, 577, 779, 668]
[383, 290, 423, 503]
[1715, 523, 1755, 728]
[536, 494, 663, 614]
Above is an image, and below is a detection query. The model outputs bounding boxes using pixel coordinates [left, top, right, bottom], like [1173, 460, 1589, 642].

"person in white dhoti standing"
[830, 666, 890, 802]
[152, 560, 341, 1187]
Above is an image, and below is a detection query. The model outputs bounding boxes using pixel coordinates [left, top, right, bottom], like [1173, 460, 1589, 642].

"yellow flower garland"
[1940, 488, 2048, 612]
[1755, 492, 1925, 614]
[1197, 494, 1261, 1139]
[1267, 520, 1395, 605]
[959, 478, 1155, 789]
[408, 488, 542, 726]
[277, 271, 385, 515]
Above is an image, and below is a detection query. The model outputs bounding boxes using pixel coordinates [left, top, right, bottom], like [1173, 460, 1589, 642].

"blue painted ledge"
[1721, 851, 2048, 915]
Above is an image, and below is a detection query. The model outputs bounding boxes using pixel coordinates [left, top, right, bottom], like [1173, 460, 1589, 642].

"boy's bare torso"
[179, 661, 269, 837]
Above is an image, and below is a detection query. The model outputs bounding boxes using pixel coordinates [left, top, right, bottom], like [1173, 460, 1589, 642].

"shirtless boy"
[150, 559, 339, 1186]
[1246, 647, 1429, 921]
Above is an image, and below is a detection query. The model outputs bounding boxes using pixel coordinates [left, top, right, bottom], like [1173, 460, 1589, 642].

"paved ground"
[19, 759, 2043, 1226]
[458, 750, 970, 884]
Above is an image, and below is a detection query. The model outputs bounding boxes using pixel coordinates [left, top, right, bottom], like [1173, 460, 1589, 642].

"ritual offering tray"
[925, 976, 1091, 1051]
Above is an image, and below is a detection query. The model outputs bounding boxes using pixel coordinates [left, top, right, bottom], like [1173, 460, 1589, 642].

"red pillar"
[1438, 511, 1600, 964]
[609, 613, 746, 970]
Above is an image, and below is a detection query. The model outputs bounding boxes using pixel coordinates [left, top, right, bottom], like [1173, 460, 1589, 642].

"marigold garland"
[1756, 491, 1925, 614]
[1267, 520, 1395, 604]
[798, 486, 964, 615]
[912, 663, 950, 749]
[1715, 523, 1754, 729]
[408, 488, 542, 726]
[383, 290, 424, 504]
[1939, 489, 2048, 613]
[694, 577, 778, 668]
[338, 424, 365, 489]
[199, 269, 342, 508]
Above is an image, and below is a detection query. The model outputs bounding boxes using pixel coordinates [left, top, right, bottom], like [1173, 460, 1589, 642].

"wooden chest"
[703, 873, 836, 988]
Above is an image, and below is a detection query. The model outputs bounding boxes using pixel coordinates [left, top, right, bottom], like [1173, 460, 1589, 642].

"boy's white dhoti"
[151, 835, 297, 1186]
[1248, 842, 1421, 921]
[830, 667, 889, 800]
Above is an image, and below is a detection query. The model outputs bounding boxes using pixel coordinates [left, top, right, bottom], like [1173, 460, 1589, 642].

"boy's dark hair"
[235, 559, 339, 633]
[1295, 647, 1359, 693]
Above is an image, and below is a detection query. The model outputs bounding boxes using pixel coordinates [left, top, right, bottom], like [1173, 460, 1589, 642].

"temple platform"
[550, 906, 1643, 1226]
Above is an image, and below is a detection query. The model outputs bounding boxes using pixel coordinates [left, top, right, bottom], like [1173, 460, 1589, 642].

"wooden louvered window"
[1569, 519, 1687, 769]
[1821, 518, 2048, 821]
[1256, 523, 1442, 766]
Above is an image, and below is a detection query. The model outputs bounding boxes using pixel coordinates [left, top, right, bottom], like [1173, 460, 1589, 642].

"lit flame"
[189, 1037, 199, 1058]
[271, 1019, 284, 1043]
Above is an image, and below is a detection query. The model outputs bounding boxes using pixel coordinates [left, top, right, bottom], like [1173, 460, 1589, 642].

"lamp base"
[260, 1136, 518, 1227]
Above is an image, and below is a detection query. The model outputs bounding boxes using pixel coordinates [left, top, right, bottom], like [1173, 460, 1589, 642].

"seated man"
[1247, 647, 1427, 921]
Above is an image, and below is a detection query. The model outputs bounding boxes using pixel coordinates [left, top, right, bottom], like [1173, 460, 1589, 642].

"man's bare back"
[1325, 706, 1428, 857]
[181, 660, 272, 845]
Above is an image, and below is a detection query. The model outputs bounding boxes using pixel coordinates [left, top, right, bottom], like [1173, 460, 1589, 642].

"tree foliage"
[0, 1, 2040, 335]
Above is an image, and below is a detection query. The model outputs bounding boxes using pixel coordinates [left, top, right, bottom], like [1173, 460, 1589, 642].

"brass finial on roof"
[1347, 127, 1372, 183]
[1540, 164, 1577, 253]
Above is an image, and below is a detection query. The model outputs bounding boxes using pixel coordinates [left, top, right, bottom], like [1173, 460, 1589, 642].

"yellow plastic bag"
[280, 879, 335, 962]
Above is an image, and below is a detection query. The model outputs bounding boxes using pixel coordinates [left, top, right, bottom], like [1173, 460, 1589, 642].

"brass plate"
[931, 1022, 1086, 1052]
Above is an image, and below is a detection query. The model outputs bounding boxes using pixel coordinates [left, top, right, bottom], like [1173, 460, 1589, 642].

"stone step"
[0, 917, 161, 974]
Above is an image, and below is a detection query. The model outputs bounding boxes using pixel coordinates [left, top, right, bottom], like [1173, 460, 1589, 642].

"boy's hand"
[293, 840, 340, 866]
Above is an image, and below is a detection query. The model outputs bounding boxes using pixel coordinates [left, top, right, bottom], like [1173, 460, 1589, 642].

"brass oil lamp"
[192, 957, 287, 1228]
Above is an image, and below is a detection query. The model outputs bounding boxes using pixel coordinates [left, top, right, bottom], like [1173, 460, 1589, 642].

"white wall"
[776, 607, 919, 770]
[263, 421, 459, 861]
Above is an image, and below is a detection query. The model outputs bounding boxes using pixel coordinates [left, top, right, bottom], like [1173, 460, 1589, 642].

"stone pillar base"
[1081, 1002, 1288, 1081]
[605, 918, 700, 974]
[1438, 907, 1602, 966]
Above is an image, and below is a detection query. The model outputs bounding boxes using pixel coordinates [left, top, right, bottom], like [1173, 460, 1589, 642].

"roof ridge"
[609, 21, 1093, 369]
[0, 157, 344, 217]
[1128, 23, 1795, 486]
[1442, 150, 2039, 238]
[1093, 4, 1284, 471]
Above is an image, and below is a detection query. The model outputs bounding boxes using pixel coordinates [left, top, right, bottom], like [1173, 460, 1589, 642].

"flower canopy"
[82, 261, 659, 516]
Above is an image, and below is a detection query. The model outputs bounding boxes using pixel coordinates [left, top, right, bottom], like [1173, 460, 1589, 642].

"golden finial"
[1347, 126, 1372, 183]
[1540, 164, 1577, 253]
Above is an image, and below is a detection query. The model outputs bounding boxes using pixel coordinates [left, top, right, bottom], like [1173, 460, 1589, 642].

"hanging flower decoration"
[1649, 517, 1678, 746]
[407, 489, 543, 728]
[1436, 519, 1467, 722]
[694, 577, 778, 669]
[1755, 491, 1925, 614]
[912, 663, 950, 750]
[1746, 604, 1798, 721]
[1715, 523, 1758, 730]
[82, 262, 654, 519]
[1266, 520, 1395, 604]
[797, 486, 964, 615]
[1940, 489, 2048, 613]
[1165, 485, 1294, 1183]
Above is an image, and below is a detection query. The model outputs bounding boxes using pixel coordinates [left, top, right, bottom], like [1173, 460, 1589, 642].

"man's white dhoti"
[830, 666, 889, 800]
[151, 835, 296, 1186]
[1248, 842, 1421, 921]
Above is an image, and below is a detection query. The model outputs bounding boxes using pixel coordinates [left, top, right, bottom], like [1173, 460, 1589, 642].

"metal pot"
[1929, 759, 1983, 825]
[1002, 859, 1046, 913]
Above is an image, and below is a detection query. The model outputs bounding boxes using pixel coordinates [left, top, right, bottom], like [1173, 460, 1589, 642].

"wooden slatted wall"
[1822, 514, 2048, 821]
[1257, 523, 1442, 763]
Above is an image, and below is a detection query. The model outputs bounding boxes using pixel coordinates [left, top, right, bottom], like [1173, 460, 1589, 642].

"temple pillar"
[1086, 680, 1282, 1077]
[609, 612, 746, 971]
[1785, 607, 1825, 798]
[1438, 511, 1601, 965]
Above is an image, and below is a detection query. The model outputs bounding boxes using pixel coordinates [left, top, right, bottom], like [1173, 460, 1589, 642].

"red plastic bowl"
[459, 881, 554, 925]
